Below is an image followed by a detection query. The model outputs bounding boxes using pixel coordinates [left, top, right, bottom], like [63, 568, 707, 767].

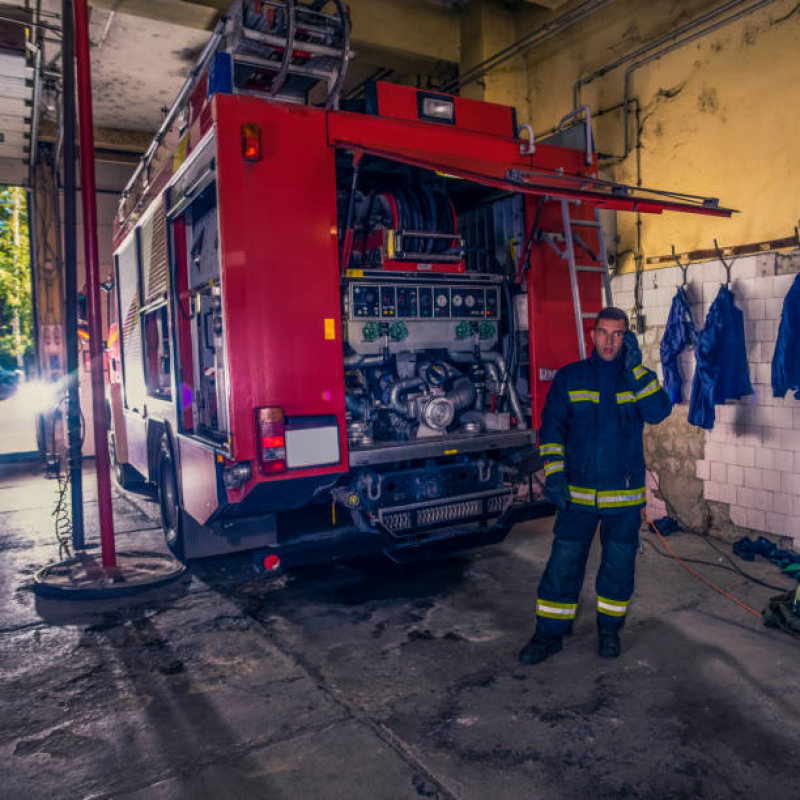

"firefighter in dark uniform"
[519, 307, 672, 664]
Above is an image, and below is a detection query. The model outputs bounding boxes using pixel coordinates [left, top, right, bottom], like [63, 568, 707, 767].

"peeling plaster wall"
[507, 0, 800, 266]
[612, 253, 800, 545]
[494, 0, 800, 543]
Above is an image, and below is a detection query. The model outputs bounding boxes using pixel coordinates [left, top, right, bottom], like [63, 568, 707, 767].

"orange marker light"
[241, 123, 261, 162]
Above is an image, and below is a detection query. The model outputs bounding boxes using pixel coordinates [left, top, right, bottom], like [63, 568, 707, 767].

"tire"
[157, 433, 185, 561]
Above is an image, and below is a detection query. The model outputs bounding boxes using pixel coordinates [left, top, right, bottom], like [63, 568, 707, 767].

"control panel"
[343, 273, 503, 355]
[350, 282, 500, 321]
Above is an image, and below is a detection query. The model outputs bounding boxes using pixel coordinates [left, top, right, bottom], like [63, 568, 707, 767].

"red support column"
[73, 0, 116, 568]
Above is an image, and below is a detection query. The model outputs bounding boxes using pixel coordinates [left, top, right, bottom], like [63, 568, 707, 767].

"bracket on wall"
[713, 238, 734, 286]
[671, 244, 691, 288]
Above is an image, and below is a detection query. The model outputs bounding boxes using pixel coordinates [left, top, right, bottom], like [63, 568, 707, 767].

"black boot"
[598, 630, 621, 659]
[518, 633, 563, 665]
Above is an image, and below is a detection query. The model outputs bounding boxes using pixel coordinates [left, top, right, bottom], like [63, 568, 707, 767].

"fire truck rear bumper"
[251, 499, 555, 574]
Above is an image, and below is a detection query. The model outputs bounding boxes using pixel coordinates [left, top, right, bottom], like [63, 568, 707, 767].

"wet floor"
[1, 460, 799, 799]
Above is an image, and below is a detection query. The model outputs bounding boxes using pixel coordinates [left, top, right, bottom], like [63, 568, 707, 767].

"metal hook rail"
[713, 238, 734, 286]
[671, 244, 691, 288]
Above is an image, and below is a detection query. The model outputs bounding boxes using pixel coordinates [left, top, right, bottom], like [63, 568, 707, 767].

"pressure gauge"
[452, 293, 463, 307]
[436, 293, 448, 307]
[465, 294, 475, 308]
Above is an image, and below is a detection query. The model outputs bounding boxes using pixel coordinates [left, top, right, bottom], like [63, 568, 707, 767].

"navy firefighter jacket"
[538, 350, 672, 513]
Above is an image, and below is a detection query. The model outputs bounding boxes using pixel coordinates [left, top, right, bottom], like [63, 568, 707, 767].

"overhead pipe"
[573, 0, 759, 108]
[621, 0, 779, 157]
[74, 0, 116, 568]
[443, 0, 616, 95]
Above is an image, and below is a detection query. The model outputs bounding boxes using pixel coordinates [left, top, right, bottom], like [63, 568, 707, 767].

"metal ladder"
[544, 201, 613, 359]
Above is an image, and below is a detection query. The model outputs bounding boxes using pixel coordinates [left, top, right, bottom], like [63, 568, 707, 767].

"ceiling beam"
[522, 0, 570, 8]
[89, 0, 460, 63]
[39, 119, 152, 154]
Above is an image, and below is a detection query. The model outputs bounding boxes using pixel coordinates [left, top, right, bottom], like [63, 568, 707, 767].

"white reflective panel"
[285, 425, 340, 469]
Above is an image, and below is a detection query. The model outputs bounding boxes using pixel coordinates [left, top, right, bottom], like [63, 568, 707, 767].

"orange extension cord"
[644, 515, 800, 641]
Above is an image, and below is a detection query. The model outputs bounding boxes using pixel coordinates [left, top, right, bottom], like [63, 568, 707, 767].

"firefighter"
[519, 307, 672, 664]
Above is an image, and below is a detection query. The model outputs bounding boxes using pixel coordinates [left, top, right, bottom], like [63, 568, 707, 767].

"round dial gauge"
[465, 294, 475, 308]
[436, 293, 448, 307]
[452, 294, 463, 307]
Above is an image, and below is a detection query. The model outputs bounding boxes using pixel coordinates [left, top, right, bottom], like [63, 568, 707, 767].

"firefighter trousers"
[534, 505, 641, 638]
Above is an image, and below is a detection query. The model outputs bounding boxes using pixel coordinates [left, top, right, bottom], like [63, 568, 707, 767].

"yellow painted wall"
[469, 0, 800, 272]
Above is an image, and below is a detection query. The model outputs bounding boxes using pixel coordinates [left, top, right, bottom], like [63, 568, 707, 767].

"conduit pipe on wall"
[443, 0, 617, 95]
[573, 0, 761, 108]
[621, 0, 779, 157]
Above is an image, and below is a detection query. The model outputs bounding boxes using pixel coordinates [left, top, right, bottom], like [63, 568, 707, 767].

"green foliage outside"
[0, 186, 32, 371]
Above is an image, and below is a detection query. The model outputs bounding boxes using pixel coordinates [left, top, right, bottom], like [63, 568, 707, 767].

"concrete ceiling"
[0, 0, 566, 184]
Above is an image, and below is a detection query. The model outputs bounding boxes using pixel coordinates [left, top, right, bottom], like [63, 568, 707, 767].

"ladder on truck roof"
[118, 1, 351, 226]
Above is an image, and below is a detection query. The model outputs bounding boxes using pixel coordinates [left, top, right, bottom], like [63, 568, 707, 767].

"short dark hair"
[595, 307, 629, 330]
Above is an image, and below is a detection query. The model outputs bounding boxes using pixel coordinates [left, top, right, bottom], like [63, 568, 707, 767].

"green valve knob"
[389, 321, 408, 342]
[479, 321, 496, 339]
[362, 322, 380, 342]
[456, 321, 474, 340]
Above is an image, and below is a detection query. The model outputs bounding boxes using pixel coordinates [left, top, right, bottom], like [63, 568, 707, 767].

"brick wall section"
[611, 251, 800, 545]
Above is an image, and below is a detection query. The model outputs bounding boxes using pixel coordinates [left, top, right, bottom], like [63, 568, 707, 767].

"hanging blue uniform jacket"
[660, 287, 696, 404]
[772, 273, 800, 400]
[539, 350, 672, 513]
[688, 285, 752, 429]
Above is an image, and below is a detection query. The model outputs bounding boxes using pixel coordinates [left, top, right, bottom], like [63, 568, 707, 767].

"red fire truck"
[108, 1, 732, 568]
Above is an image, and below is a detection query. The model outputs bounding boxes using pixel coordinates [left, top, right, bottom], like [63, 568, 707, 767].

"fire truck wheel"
[157, 434, 184, 561]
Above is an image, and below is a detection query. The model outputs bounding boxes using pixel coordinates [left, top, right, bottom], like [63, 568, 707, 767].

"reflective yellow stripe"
[536, 599, 578, 619]
[616, 391, 635, 404]
[568, 390, 600, 403]
[597, 596, 630, 617]
[538, 598, 577, 609]
[635, 379, 660, 401]
[568, 485, 596, 507]
[632, 365, 648, 380]
[540, 443, 565, 456]
[596, 487, 646, 508]
[543, 460, 564, 476]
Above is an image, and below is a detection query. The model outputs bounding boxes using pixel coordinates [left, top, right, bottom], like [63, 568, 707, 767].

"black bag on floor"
[763, 590, 800, 635]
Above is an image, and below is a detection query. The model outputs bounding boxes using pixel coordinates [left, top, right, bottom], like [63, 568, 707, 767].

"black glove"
[623, 330, 642, 373]
[545, 474, 568, 511]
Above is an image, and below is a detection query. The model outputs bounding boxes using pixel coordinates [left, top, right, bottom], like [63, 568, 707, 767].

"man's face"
[590, 318, 627, 362]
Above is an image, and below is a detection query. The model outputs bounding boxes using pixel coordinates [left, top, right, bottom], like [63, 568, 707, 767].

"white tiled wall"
[611, 253, 800, 545]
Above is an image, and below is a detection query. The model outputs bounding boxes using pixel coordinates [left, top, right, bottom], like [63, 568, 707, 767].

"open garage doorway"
[0, 185, 37, 457]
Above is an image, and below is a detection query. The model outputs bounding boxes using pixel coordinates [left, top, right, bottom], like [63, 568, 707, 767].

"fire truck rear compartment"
[327, 156, 538, 546]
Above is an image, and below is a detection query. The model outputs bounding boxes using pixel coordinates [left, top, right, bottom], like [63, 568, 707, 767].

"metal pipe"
[444, 0, 616, 94]
[62, 0, 83, 548]
[447, 351, 528, 429]
[74, 0, 117, 568]
[622, 0, 778, 157]
[28, 43, 42, 169]
[574, 0, 754, 107]
[390, 377, 424, 416]
[343, 353, 386, 368]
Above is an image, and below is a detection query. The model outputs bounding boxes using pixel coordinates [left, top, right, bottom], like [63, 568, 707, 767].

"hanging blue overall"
[772, 273, 800, 400]
[537, 350, 672, 636]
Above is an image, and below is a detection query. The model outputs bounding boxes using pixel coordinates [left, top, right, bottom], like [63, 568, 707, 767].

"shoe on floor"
[518, 633, 563, 665]
[598, 631, 621, 659]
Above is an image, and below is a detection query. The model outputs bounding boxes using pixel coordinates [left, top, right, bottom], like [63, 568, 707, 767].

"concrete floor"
[1, 461, 799, 799]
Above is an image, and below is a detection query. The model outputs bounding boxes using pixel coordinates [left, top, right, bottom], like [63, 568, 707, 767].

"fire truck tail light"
[256, 406, 286, 474]
[241, 123, 261, 161]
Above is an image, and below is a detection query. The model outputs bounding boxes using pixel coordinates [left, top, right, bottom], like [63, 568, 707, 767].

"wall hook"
[713, 238, 733, 286]
[671, 244, 690, 288]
